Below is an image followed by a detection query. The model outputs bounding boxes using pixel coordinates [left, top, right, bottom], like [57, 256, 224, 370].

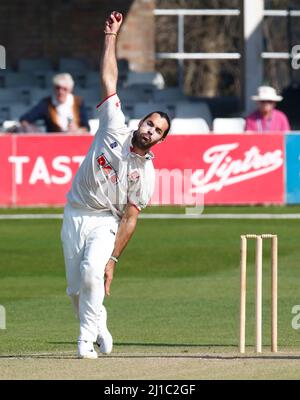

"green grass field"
[1, 206, 300, 379]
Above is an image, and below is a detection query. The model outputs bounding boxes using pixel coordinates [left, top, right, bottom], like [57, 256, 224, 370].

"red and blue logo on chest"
[96, 153, 118, 184]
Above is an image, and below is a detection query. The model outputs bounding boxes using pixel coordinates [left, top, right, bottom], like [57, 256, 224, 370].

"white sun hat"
[251, 86, 283, 102]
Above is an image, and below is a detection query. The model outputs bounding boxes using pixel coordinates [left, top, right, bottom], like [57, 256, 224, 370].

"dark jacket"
[20, 95, 90, 132]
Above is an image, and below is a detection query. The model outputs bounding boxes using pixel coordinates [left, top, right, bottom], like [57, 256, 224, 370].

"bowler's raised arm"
[100, 11, 123, 100]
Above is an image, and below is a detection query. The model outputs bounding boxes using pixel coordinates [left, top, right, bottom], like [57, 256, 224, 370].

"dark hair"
[141, 111, 171, 138]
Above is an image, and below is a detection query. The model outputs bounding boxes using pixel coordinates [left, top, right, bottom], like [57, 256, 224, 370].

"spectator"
[19, 73, 90, 133]
[245, 86, 291, 133]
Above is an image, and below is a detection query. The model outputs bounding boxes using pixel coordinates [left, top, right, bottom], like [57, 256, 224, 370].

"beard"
[132, 130, 153, 150]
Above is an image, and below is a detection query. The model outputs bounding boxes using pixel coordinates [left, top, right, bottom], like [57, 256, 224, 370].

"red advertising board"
[0, 135, 14, 206]
[152, 134, 284, 205]
[0, 134, 284, 206]
[1, 135, 92, 206]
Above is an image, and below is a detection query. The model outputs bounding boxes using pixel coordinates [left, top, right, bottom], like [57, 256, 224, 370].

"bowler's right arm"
[100, 12, 123, 100]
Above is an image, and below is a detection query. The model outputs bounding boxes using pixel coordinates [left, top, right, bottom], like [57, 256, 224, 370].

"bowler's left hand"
[104, 259, 116, 296]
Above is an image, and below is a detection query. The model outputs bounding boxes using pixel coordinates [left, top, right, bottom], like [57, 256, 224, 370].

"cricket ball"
[113, 12, 122, 21]
[109, 11, 122, 23]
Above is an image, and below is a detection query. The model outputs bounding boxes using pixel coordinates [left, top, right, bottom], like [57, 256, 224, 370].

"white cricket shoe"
[96, 306, 113, 355]
[77, 340, 98, 359]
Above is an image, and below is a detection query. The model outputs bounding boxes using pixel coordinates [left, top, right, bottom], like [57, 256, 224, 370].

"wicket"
[239, 234, 278, 354]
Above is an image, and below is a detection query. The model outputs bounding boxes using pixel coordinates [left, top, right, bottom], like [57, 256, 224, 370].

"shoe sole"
[78, 354, 98, 359]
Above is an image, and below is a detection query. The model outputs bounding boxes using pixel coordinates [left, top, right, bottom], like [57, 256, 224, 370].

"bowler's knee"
[81, 268, 103, 292]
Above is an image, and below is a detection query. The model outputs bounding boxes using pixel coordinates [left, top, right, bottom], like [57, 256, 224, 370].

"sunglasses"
[55, 85, 69, 92]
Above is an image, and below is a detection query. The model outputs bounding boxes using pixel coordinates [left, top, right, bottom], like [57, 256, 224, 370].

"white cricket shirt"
[67, 94, 155, 219]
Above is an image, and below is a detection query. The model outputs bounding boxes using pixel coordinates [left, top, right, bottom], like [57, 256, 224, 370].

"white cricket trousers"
[61, 203, 119, 342]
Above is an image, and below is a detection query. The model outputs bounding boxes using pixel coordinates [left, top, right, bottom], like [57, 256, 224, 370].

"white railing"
[262, 52, 291, 59]
[154, 9, 240, 16]
[264, 10, 300, 17]
[156, 53, 241, 60]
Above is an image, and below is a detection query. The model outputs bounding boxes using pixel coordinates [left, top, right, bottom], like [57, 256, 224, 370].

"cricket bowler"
[61, 11, 171, 358]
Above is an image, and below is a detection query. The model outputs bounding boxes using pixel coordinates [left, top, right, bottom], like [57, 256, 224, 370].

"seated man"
[245, 86, 291, 133]
[19, 73, 90, 133]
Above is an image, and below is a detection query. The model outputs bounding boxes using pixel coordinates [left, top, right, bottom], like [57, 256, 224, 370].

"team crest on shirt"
[128, 170, 140, 182]
[110, 141, 118, 149]
[96, 153, 118, 184]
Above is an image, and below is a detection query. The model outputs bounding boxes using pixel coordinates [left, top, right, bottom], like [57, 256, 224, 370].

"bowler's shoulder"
[96, 93, 119, 111]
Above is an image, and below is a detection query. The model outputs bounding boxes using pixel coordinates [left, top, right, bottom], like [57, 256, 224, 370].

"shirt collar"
[129, 145, 154, 161]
